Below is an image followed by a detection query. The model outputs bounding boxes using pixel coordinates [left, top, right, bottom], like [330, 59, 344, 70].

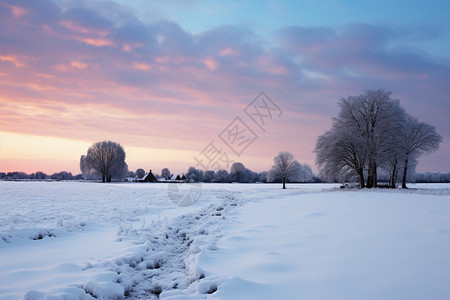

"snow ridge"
[21, 192, 245, 299]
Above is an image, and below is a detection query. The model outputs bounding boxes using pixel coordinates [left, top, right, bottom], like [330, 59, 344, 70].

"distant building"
[156, 176, 166, 182]
[170, 174, 186, 182]
[138, 170, 157, 182]
[125, 177, 137, 182]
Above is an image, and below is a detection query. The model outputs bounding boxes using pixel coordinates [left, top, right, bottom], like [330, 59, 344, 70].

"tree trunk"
[366, 161, 373, 188]
[372, 162, 378, 188]
[390, 166, 395, 188]
[402, 158, 408, 189]
[358, 169, 365, 188]
[390, 163, 397, 188]
[282, 177, 286, 189]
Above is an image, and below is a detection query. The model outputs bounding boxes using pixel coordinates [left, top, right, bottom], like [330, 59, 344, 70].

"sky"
[0, 0, 449, 176]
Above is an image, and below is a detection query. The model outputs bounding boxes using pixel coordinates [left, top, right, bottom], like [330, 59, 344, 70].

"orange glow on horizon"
[0, 132, 204, 175]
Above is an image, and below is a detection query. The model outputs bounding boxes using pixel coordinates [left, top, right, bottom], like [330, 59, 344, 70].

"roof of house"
[142, 170, 157, 182]
[170, 174, 186, 181]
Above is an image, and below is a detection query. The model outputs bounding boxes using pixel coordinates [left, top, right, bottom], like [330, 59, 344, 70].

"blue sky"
[112, 0, 450, 55]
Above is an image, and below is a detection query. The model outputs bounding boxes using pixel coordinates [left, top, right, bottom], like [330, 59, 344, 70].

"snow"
[1, 181, 450, 299]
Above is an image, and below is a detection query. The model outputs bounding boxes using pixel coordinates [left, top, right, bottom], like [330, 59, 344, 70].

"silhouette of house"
[170, 174, 186, 182]
[139, 170, 157, 182]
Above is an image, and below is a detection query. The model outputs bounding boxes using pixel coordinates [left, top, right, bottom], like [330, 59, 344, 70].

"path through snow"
[1, 182, 450, 299]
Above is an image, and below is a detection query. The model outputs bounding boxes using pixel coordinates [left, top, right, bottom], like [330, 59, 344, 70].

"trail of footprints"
[92, 193, 243, 299]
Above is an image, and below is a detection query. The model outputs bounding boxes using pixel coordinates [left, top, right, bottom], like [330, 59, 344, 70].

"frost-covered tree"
[51, 171, 73, 180]
[315, 89, 441, 188]
[204, 170, 215, 183]
[268, 151, 300, 189]
[315, 126, 368, 188]
[161, 168, 171, 180]
[214, 169, 230, 183]
[81, 141, 127, 182]
[294, 162, 315, 182]
[80, 155, 101, 180]
[135, 168, 145, 179]
[186, 166, 204, 182]
[415, 172, 450, 183]
[334, 89, 405, 188]
[401, 116, 442, 188]
[240, 168, 257, 183]
[35, 171, 47, 180]
[258, 171, 268, 183]
[230, 162, 245, 183]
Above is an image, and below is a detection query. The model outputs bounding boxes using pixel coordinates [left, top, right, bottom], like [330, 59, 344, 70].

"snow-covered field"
[1, 181, 449, 299]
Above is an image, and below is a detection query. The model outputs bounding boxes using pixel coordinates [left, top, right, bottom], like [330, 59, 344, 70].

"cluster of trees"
[315, 89, 442, 188]
[0, 171, 82, 181]
[77, 141, 317, 187]
[4, 169, 448, 184]
[414, 172, 450, 183]
[184, 163, 263, 183]
[184, 154, 316, 187]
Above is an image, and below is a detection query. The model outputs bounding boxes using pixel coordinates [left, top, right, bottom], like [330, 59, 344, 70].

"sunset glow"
[0, 0, 449, 175]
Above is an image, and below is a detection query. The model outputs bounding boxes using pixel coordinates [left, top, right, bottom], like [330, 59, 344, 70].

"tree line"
[184, 157, 317, 186]
[0, 171, 82, 181]
[78, 141, 317, 187]
[315, 89, 442, 188]
[3, 169, 448, 184]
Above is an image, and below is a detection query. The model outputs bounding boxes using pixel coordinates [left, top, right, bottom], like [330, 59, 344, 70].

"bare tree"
[203, 170, 215, 182]
[315, 89, 442, 189]
[161, 168, 171, 180]
[230, 162, 245, 183]
[186, 166, 204, 182]
[80, 155, 100, 180]
[268, 151, 299, 189]
[316, 89, 409, 188]
[214, 169, 230, 183]
[315, 127, 368, 188]
[401, 116, 442, 188]
[335, 89, 405, 188]
[135, 168, 145, 179]
[35, 171, 47, 180]
[294, 162, 315, 182]
[82, 141, 127, 182]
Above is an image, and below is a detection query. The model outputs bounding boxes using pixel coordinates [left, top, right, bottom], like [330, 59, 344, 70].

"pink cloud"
[70, 61, 88, 69]
[0, 1, 448, 174]
[0, 55, 26, 67]
[133, 62, 151, 71]
[2, 2, 26, 18]
[79, 37, 114, 47]
[219, 47, 240, 56]
[202, 58, 219, 70]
